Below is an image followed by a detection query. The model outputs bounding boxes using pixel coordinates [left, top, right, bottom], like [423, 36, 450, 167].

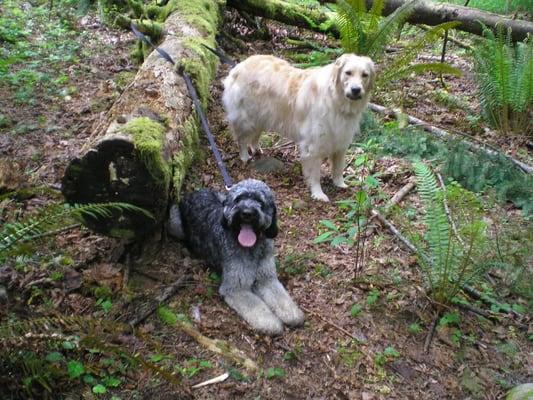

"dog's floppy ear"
[333, 54, 348, 86]
[219, 193, 230, 229]
[364, 57, 376, 93]
[265, 205, 278, 239]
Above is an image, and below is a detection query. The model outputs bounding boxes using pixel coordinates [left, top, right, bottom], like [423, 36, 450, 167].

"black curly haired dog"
[169, 179, 304, 336]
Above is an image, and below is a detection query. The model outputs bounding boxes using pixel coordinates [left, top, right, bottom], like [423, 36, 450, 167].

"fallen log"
[227, 0, 533, 42]
[368, 0, 533, 43]
[62, 1, 221, 240]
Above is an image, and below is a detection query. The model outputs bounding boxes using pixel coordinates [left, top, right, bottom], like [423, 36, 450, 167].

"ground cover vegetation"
[0, 0, 531, 398]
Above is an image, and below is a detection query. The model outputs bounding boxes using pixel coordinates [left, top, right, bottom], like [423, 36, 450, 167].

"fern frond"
[473, 24, 532, 134]
[365, 0, 419, 59]
[378, 22, 460, 84]
[368, 0, 385, 35]
[413, 161, 451, 285]
[336, 0, 367, 54]
[0, 202, 154, 255]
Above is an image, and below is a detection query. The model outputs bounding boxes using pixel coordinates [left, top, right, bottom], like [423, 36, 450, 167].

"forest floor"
[0, 4, 531, 400]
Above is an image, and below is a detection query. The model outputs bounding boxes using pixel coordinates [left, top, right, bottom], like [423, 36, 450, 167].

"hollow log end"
[61, 137, 168, 239]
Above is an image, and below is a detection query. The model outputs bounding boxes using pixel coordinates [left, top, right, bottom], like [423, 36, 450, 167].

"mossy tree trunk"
[62, 0, 221, 241]
[227, 0, 533, 42]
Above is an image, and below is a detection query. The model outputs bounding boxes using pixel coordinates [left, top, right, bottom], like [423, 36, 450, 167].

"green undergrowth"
[357, 113, 533, 217]
[0, 0, 85, 109]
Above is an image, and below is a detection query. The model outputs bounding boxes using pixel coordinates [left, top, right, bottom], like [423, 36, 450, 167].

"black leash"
[200, 43, 236, 67]
[130, 23, 234, 189]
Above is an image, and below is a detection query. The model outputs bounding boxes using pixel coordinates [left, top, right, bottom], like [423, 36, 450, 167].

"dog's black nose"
[241, 209, 255, 220]
[351, 86, 362, 96]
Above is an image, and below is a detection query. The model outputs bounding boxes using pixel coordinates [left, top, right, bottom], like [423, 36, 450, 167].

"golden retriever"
[222, 53, 375, 201]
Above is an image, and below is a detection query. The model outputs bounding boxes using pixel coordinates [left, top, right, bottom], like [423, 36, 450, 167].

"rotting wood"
[227, 0, 533, 42]
[62, 0, 222, 241]
[368, 103, 533, 174]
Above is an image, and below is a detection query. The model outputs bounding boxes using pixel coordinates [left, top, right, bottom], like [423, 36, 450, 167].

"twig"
[191, 372, 229, 389]
[271, 140, 295, 150]
[371, 210, 420, 255]
[455, 301, 497, 321]
[364, 179, 416, 237]
[439, 28, 449, 89]
[436, 173, 464, 246]
[418, 24, 473, 50]
[129, 276, 190, 327]
[423, 311, 440, 353]
[385, 180, 416, 212]
[368, 103, 533, 174]
[462, 284, 522, 319]
[301, 305, 358, 341]
[176, 321, 259, 372]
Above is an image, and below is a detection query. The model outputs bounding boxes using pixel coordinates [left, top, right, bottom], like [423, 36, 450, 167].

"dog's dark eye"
[362, 72, 369, 78]
[345, 71, 352, 76]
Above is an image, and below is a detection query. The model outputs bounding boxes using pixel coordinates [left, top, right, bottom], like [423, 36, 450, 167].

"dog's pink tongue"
[238, 224, 257, 247]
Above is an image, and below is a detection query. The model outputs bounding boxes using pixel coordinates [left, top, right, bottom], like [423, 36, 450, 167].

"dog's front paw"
[311, 191, 330, 202]
[282, 306, 305, 328]
[333, 179, 348, 189]
[252, 314, 284, 336]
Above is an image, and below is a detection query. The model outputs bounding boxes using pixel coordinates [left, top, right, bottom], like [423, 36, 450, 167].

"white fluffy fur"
[222, 53, 375, 201]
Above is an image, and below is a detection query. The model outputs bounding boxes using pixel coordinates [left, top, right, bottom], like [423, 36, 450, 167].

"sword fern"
[335, 0, 461, 90]
[473, 25, 533, 135]
[412, 161, 489, 305]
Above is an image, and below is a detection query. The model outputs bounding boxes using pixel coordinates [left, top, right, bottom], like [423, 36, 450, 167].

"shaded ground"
[0, 5, 531, 400]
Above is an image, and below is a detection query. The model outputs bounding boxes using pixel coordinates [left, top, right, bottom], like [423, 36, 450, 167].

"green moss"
[159, 0, 219, 36]
[121, 117, 171, 189]
[180, 36, 218, 106]
[172, 116, 202, 199]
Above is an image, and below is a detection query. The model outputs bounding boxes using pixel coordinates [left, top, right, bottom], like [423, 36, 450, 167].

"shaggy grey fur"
[169, 179, 304, 336]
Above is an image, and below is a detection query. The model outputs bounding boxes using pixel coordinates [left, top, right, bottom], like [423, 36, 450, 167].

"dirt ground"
[0, 7, 531, 400]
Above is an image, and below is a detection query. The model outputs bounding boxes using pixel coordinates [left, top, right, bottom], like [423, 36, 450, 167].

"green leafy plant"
[177, 358, 213, 378]
[472, 25, 532, 135]
[412, 161, 491, 305]
[350, 303, 363, 317]
[374, 345, 400, 366]
[266, 367, 286, 380]
[337, 341, 362, 367]
[366, 288, 380, 306]
[408, 322, 423, 335]
[335, 0, 461, 89]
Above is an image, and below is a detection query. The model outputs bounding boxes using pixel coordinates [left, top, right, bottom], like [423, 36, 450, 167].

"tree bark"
[371, 0, 533, 43]
[62, 1, 221, 240]
[227, 0, 533, 42]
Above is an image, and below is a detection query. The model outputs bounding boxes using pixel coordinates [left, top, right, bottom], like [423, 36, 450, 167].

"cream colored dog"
[222, 53, 375, 202]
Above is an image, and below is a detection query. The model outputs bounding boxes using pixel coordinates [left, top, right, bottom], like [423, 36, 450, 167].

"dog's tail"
[201, 44, 237, 67]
